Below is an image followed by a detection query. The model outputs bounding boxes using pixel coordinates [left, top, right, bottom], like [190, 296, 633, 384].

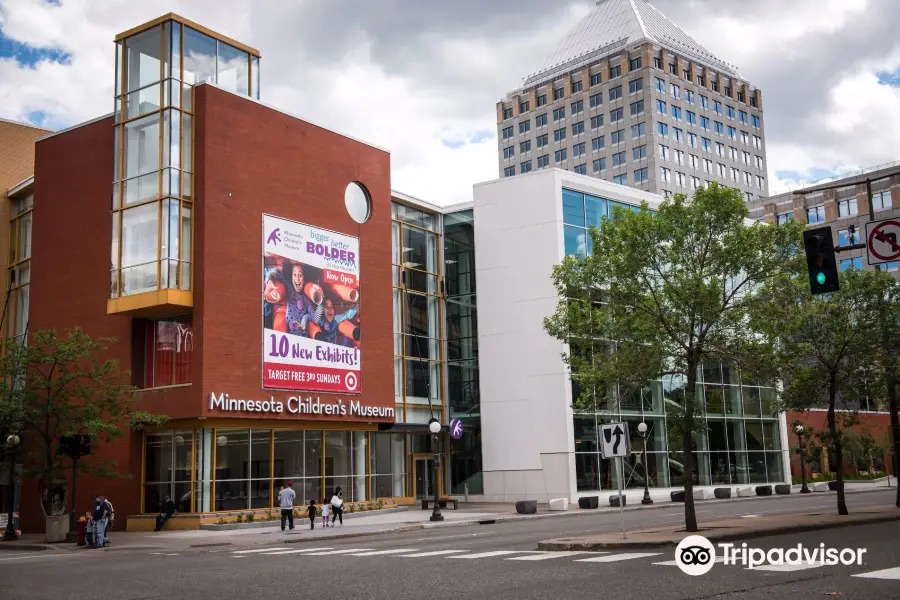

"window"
[503, 166, 515, 177]
[703, 158, 713, 173]
[713, 100, 722, 114]
[611, 129, 625, 144]
[674, 149, 684, 165]
[752, 115, 761, 128]
[503, 107, 514, 119]
[571, 79, 583, 93]
[573, 142, 586, 157]
[554, 148, 567, 162]
[553, 107, 566, 121]
[700, 116, 710, 129]
[878, 261, 899, 272]
[840, 257, 863, 271]
[502, 126, 513, 140]
[633, 144, 647, 160]
[571, 100, 584, 114]
[659, 144, 670, 160]
[741, 131, 750, 145]
[686, 90, 695, 104]
[691, 176, 701, 189]
[520, 160, 532, 174]
[738, 91, 746, 103]
[838, 228, 861, 246]
[729, 146, 738, 161]
[590, 73, 602, 86]
[136, 318, 193, 388]
[753, 135, 762, 149]
[700, 95, 709, 109]
[590, 115, 604, 129]
[686, 110, 696, 125]
[630, 57, 642, 70]
[739, 110, 748, 124]
[673, 127, 684, 143]
[724, 85, 732, 97]
[628, 78, 643, 93]
[717, 163, 726, 177]
[610, 63, 622, 78]
[664, 190, 673, 199]
[654, 57, 662, 69]
[574, 163, 587, 174]
[520, 140, 531, 153]
[8, 193, 32, 343]
[750, 96, 758, 108]
[669, 63, 677, 75]
[590, 93, 603, 108]
[537, 133, 549, 148]
[672, 106, 682, 120]
[744, 171, 752, 185]
[660, 166, 671, 182]
[776, 212, 793, 225]
[656, 99, 668, 114]
[742, 150, 751, 165]
[503, 146, 515, 159]
[610, 107, 623, 122]
[554, 127, 566, 143]
[712, 80, 719, 92]
[658, 122, 669, 136]
[537, 154, 549, 168]
[520, 100, 530, 113]
[873, 190, 892, 211]
[536, 113, 548, 128]
[631, 122, 646, 138]
[592, 136, 605, 151]
[727, 126, 737, 140]
[634, 167, 649, 183]
[630, 100, 645, 115]
[755, 155, 764, 169]
[698, 75, 706, 87]
[676, 171, 686, 187]
[537, 94, 547, 107]
[807, 206, 825, 223]
[519, 120, 531, 134]
[612, 151, 626, 167]
[715, 142, 725, 156]
[686, 133, 697, 148]
[714, 121, 724, 134]
[670, 83, 680, 98]
[593, 157, 607, 172]
[655, 78, 665, 93]
[609, 85, 623, 101]
[683, 69, 691, 80]
[553, 87, 564, 100]
[689, 154, 699, 169]
[838, 198, 858, 217]
[726, 105, 736, 119]
[756, 175, 765, 190]
[572, 121, 585, 136]
[730, 167, 739, 181]
[613, 174, 627, 185]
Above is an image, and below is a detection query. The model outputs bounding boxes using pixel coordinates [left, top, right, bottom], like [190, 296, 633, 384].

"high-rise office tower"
[496, 0, 767, 202]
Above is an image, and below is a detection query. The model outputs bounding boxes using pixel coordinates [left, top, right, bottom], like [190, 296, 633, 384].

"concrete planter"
[670, 491, 686, 502]
[813, 482, 829, 492]
[548, 498, 568, 511]
[774, 484, 791, 495]
[45, 515, 68, 543]
[828, 481, 839, 491]
[736, 486, 754, 497]
[755, 485, 773, 496]
[609, 494, 626, 507]
[714, 488, 732, 499]
[515, 500, 537, 514]
[578, 496, 599, 509]
[693, 489, 712, 501]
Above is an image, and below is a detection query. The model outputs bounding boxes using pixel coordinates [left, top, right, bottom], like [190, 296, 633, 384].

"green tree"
[754, 268, 891, 515]
[0, 328, 168, 514]
[545, 184, 800, 532]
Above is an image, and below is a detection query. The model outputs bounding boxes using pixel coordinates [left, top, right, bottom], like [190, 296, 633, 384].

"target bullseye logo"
[344, 372, 359, 391]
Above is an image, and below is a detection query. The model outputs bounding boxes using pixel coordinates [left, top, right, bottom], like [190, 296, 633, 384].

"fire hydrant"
[76, 517, 87, 546]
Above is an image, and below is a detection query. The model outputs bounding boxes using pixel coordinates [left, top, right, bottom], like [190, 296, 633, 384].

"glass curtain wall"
[444, 210, 483, 494]
[112, 21, 257, 300]
[6, 193, 32, 343]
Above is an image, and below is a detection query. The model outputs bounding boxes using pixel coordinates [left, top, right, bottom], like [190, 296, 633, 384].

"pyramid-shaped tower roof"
[521, 0, 739, 88]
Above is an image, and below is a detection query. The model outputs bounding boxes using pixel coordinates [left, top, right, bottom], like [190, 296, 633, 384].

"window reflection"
[183, 27, 217, 86]
[217, 42, 249, 94]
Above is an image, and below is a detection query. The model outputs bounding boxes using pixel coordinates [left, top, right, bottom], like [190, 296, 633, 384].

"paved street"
[1, 490, 897, 599]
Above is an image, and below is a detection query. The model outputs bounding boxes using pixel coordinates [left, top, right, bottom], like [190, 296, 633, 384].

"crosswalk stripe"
[575, 553, 661, 563]
[265, 548, 331, 556]
[449, 551, 527, 559]
[304, 548, 373, 556]
[506, 552, 587, 561]
[750, 562, 825, 572]
[653, 557, 726, 567]
[852, 567, 900, 580]
[232, 548, 293, 554]
[349, 549, 418, 557]
[399, 550, 467, 557]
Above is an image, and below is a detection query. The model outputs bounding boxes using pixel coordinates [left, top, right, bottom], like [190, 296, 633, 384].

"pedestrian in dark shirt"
[155, 495, 177, 531]
[307, 500, 317, 530]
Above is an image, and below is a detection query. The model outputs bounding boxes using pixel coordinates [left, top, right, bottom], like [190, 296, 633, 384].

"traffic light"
[802, 226, 839, 295]
[58, 434, 92, 458]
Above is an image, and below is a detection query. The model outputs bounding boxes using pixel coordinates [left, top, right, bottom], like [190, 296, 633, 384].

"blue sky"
[0, 30, 70, 66]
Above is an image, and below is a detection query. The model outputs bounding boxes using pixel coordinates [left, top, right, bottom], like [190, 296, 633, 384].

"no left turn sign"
[865, 218, 900, 265]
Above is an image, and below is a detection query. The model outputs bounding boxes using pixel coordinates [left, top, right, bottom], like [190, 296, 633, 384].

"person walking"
[278, 481, 296, 531]
[105, 498, 115, 541]
[154, 495, 177, 531]
[321, 497, 330, 527]
[307, 499, 317, 530]
[330, 487, 344, 527]
[92, 494, 111, 548]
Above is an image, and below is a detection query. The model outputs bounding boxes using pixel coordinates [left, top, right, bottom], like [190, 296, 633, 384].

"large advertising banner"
[262, 214, 361, 393]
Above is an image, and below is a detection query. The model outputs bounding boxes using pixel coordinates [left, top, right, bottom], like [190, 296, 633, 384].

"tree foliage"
[544, 184, 801, 532]
[0, 327, 169, 486]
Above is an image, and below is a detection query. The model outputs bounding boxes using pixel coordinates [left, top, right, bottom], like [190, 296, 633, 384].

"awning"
[377, 422, 449, 434]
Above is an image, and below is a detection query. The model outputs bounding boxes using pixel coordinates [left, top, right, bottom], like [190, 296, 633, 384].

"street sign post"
[449, 418, 464, 440]
[865, 218, 900, 266]
[601, 423, 631, 539]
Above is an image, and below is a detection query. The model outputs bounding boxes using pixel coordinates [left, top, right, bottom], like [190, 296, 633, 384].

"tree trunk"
[827, 374, 848, 515]
[888, 375, 900, 508]
[683, 358, 698, 532]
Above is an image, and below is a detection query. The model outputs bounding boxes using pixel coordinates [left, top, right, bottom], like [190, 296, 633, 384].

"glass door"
[414, 457, 435, 500]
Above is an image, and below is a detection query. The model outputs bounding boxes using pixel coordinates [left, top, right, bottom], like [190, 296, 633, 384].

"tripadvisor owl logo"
[675, 535, 716, 576]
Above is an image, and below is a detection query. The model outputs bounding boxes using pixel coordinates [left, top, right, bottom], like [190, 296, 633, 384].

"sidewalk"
[537, 505, 900, 550]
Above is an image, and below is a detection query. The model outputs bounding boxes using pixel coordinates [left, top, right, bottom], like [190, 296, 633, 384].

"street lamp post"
[3, 434, 20, 541]
[637, 422, 652, 505]
[428, 419, 443, 522]
[795, 425, 810, 494]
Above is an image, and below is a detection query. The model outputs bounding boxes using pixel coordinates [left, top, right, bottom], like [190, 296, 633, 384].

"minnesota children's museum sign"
[208, 392, 395, 421]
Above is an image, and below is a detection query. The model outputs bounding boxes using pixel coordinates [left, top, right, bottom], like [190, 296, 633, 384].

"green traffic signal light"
[816, 272, 826, 285]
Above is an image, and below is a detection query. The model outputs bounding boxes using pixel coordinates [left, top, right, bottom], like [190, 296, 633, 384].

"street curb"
[199, 507, 407, 531]
[0, 543, 50, 552]
[536, 512, 900, 551]
[279, 524, 425, 544]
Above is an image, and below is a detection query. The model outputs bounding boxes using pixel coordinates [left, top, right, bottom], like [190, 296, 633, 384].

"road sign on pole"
[600, 423, 631, 459]
[865, 218, 900, 266]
